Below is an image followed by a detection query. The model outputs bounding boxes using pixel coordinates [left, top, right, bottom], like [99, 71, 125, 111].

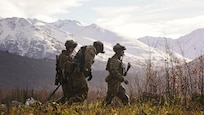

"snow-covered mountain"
[0, 17, 190, 71]
[138, 28, 204, 60]
[0, 17, 64, 59]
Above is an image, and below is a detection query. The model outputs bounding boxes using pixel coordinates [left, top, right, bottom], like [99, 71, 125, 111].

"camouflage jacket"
[105, 54, 125, 82]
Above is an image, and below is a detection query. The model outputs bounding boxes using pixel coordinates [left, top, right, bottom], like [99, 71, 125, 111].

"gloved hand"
[124, 79, 129, 85]
[87, 75, 92, 81]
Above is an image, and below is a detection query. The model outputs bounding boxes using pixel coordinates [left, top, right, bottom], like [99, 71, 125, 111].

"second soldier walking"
[68, 41, 105, 105]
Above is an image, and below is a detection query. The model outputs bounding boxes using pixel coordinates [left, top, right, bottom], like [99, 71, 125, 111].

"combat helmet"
[93, 41, 105, 53]
[65, 40, 77, 48]
[113, 43, 126, 52]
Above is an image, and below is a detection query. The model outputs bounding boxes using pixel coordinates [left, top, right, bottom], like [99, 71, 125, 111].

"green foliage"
[1, 100, 204, 115]
[1, 88, 204, 115]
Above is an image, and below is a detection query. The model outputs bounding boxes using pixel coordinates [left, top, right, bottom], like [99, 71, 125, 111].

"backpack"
[74, 46, 87, 72]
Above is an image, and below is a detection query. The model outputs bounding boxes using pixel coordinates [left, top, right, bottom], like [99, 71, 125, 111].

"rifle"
[83, 69, 93, 81]
[123, 62, 131, 76]
[43, 84, 61, 103]
[55, 55, 63, 85]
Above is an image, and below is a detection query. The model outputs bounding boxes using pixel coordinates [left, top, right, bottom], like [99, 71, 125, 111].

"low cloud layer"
[0, 0, 204, 39]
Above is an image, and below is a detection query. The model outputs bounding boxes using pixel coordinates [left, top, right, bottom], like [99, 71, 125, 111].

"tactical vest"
[119, 60, 125, 75]
[106, 57, 125, 75]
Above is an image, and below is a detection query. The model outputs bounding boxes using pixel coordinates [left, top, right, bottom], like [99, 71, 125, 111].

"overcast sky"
[1, 0, 204, 39]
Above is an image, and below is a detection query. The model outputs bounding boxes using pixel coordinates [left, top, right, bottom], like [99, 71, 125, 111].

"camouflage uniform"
[68, 41, 105, 105]
[58, 40, 77, 103]
[103, 43, 129, 106]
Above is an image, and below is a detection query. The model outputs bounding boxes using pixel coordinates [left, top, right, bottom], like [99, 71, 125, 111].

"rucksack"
[74, 46, 87, 72]
[55, 46, 87, 85]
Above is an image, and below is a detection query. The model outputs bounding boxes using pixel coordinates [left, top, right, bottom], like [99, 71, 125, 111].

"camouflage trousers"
[58, 77, 73, 104]
[68, 72, 89, 105]
[68, 85, 88, 105]
[64, 82, 73, 96]
[103, 81, 129, 106]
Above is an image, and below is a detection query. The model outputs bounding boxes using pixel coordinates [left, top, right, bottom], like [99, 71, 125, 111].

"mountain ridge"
[138, 28, 204, 59]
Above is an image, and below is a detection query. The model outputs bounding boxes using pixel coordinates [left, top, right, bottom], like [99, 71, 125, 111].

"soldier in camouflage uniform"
[68, 41, 105, 105]
[58, 40, 77, 104]
[102, 43, 129, 106]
